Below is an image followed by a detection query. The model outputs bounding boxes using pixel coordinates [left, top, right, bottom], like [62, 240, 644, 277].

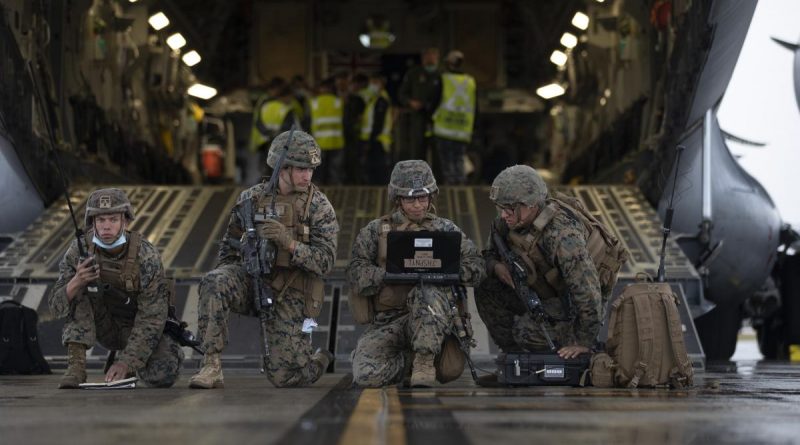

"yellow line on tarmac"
[338, 387, 406, 445]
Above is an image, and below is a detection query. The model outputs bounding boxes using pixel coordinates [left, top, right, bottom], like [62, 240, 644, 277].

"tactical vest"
[88, 231, 143, 323]
[254, 184, 325, 318]
[506, 192, 629, 313]
[373, 215, 435, 312]
[432, 73, 476, 143]
[360, 90, 393, 148]
[310, 94, 345, 150]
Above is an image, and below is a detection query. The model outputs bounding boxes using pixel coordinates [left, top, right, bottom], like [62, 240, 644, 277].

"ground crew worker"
[397, 47, 442, 162]
[431, 50, 476, 185]
[49, 188, 183, 388]
[360, 73, 393, 185]
[310, 77, 345, 184]
[475, 165, 605, 363]
[249, 80, 300, 184]
[343, 73, 369, 184]
[347, 160, 485, 387]
[291, 74, 312, 130]
[190, 130, 339, 389]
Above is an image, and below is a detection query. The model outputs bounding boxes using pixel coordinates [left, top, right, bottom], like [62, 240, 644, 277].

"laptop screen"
[384, 231, 461, 283]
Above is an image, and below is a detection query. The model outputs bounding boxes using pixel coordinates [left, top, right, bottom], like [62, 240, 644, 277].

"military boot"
[58, 343, 87, 389]
[311, 348, 335, 371]
[189, 353, 224, 389]
[410, 352, 436, 388]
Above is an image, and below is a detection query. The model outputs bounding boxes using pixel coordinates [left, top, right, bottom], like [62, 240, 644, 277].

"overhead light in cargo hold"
[572, 12, 590, 30]
[550, 50, 568, 66]
[188, 83, 217, 100]
[166, 33, 187, 50]
[148, 12, 169, 30]
[560, 33, 578, 49]
[182, 50, 202, 67]
[536, 83, 566, 100]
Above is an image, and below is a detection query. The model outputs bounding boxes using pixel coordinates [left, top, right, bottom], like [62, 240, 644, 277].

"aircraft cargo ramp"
[0, 185, 705, 368]
[8, 186, 800, 445]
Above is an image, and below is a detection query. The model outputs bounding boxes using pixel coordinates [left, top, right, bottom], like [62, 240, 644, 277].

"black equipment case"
[496, 352, 590, 386]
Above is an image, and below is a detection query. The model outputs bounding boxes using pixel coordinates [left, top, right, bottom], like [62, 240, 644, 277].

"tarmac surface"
[2, 359, 800, 445]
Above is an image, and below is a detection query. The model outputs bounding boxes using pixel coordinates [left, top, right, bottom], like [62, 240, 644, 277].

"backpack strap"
[661, 292, 693, 388]
[20, 306, 51, 374]
[120, 231, 142, 292]
[605, 297, 623, 353]
[628, 290, 654, 388]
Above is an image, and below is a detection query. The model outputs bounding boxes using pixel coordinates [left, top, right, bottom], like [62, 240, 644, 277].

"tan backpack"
[592, 281, 693, 388]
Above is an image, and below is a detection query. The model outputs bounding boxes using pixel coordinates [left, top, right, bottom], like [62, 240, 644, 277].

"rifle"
[27, 61, 99, 295]
[450, 285, 478, 381]
[164, 306, 205, 355]
[234, 127, 297, 372]
[491, 227, 558, 352]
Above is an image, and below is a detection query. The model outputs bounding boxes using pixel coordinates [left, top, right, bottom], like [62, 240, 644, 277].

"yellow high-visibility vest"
[310, 94, 344, 151]
[360, 90, 392, 150]
[250, 99, 290, 152]
[432, 73, 476, 143]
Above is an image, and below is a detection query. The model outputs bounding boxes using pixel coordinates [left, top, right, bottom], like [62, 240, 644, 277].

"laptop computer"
[383, 231, 462, 284]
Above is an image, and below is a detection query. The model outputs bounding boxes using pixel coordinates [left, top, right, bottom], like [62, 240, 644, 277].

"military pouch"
[375, 284, 413, 312]
[303, 275, 325, 319]
[435, 335, 465, 383]
[589, 352, 616, 388]
[348, 291, 375, 325]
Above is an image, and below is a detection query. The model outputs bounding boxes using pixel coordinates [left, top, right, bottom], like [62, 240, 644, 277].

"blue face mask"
[424, 64, 438, 73]
[92, 232, 127, 249]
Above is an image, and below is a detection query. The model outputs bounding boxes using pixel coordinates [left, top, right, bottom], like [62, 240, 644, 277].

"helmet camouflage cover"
[489, 165, 548, 207]
[388, 160, 439, 201]
[266, 130, 322, 169]
[84, 188, 135, 227]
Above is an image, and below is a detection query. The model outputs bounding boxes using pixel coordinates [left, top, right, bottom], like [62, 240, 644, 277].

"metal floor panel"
[0, 185, 705, 366]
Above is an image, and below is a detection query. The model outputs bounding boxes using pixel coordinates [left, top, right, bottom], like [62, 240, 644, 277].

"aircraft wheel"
[695, 302, 742, 361]
[755, 314, 784, 360]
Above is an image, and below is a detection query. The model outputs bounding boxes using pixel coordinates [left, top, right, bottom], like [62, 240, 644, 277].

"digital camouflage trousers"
[197, 264, 326, 388]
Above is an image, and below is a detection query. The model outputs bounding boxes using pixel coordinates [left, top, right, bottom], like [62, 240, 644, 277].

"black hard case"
[496, 352, 590, 386]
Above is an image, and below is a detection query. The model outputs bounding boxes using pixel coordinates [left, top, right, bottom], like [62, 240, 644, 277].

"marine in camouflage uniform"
[348, 160, 485, 387]
[190, 130, 338, 389]
[49, 188, 183, 388]
[476, 165, 604, 359]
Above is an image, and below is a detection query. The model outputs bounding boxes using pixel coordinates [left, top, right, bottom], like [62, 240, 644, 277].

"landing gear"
[695, 302, 742, 361]
[753, 253, 800, 359]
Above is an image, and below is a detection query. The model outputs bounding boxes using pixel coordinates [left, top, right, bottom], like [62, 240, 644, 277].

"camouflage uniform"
[49, 189, 183, 388]
[476, 165, 604, 351]
[348, 160, 485, 387]
[195, 130, 339, 388]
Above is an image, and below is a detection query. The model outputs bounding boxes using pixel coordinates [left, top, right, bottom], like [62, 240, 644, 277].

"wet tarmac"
[2, 359, 799, 445]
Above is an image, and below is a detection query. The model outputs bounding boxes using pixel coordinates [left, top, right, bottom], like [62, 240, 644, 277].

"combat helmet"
[388, 160, 438, 201]
[489, 165, 548, 208]
[266, 130, 322, 169]
[84, 188, 135, 227]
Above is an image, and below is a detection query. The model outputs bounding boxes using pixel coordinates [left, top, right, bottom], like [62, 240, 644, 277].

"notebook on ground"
[383, 231, 462, 284]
